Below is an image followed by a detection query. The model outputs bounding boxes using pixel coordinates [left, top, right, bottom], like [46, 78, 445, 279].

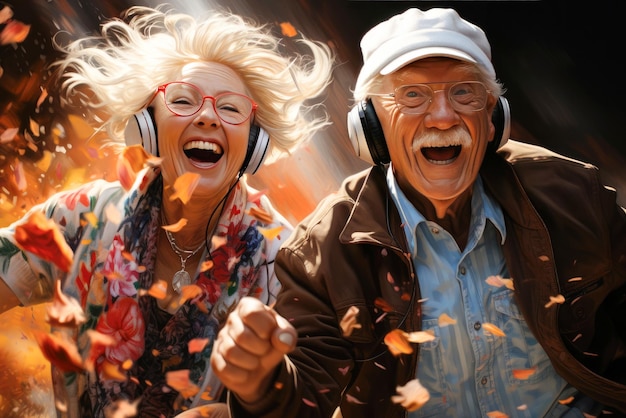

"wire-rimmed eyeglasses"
[371, 81, 490, 114]
[157, 81, 258, 125]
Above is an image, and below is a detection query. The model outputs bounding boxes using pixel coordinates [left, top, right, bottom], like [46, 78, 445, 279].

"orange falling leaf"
[169, 172, 201, 204]
[485, 275, 515, 290]
[340, 306, 362, 337]
[374, 297, 394, 313]
[188, 338, 210, 354]
[165, 369, 200, 399]
[199, 259, 214, 273]
[101, 359, 127, 382]
[544, 294, 565, 308]
[162, 218, 188, 232]
[14, 211, 74, 272]
[279, 21, 298, 37]
[247, 206, 274, 224]
[482, 323, 506, 337]
[34, 330, 84, 373]
[384, 329, 413, 356]
[146, 280, 168, 299]
[344, 394, 365, 404]
[405, 330, 436, 344]
[83, 212, 98, 228]
[512, 366, 537, 380]
[391, 379, 430, 412]
[438, 313, 457, 327]
[259, 225, 284, 241]
[486, 412, 509, 418]
[117, 145, 151, 191]
[179, 284, 203, 303]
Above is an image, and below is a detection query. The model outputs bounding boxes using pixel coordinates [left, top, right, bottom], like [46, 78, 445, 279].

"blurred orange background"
[0, 0, 623, 416]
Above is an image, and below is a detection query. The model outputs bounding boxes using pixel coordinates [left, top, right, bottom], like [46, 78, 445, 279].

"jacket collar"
[339, 166, 407, 250]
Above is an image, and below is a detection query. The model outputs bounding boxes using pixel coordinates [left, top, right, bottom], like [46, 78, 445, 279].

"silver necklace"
[164, 230, 204, 294]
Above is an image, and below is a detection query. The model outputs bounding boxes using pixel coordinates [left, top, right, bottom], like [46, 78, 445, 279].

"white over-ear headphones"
[347, 96, 511, 165]
[123, 108, 270, 175]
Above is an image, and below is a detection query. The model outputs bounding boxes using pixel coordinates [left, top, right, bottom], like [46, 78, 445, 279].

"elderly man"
[211, 7, 626, 418]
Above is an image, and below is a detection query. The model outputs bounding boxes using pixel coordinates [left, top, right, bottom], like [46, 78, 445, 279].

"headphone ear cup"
[124, 108, 158, 156]
[347, 99, 390, 165]
[489, 96, 511, 152]
[240, 124, 270, 175]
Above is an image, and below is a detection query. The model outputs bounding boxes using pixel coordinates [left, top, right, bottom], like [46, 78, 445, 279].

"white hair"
[52, 5, 335, 154]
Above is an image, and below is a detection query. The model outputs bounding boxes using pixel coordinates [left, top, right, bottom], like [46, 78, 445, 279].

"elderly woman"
[0, 5, 333, 417]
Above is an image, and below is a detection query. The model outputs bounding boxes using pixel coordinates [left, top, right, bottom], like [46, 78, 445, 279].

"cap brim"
[380, 47, 476, 75]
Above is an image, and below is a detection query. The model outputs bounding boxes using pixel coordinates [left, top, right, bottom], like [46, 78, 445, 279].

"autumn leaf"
[117, 145, 151, 191]
[259, 225, 284, 241]
[485, 275, 515, 290]
[374, 297, 394, 313]
[391, 379, 430, 412]
[165, 369, 200, 399]
[247, 206, 274, 224]
[405, 330, 436, 344]
[188, 338, 209, 354]
[512, 366, 537, 380]
[169, 172, 201, 204]
[45, 279, 86, 328]
[162, 218, 188, 232]
[438, 313, 457, 327]
[14, 211, 74, 272]
[544, 294, 565, 308]
[100, 359, 127, 381]
[384, 329, 413, 356]
[482, 323, 506, 337]
[279, 22, 298, 37]
[340, 306, 362, 337]
[34, 330, 84, 373]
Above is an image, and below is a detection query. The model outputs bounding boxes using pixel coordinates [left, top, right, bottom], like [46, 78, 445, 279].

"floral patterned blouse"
[0, 163, 290, 417]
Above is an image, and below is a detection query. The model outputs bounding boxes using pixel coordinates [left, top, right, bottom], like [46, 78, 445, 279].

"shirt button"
[474, 322, 481, 330]
[459, 266, 466, 275]
[431, 227, 439, 234]
[481, 377, 488, 385]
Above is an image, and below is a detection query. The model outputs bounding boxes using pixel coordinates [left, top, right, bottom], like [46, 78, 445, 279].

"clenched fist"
[211, 297, 297, 404]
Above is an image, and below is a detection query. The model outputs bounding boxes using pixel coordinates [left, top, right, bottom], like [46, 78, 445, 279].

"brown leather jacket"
[229, 140, 626, 417]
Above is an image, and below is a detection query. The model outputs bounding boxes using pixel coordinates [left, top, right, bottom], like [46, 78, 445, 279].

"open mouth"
[183, 140, 223, 164]
[421, 145, 461, 165]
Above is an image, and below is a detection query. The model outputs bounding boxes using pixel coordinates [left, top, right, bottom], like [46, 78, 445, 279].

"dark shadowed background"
[0, 0, 623, 416]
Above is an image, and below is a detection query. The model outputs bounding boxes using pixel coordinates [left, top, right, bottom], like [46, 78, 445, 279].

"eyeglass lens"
[395, 81, 488, 114]
[163, 82, 254, 125]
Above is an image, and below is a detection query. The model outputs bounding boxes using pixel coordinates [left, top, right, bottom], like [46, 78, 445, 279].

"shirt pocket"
[413, 317, 447, 417]
[492, 290, 554, 385]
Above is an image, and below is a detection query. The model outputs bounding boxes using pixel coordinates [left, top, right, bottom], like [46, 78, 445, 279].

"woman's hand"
[210, 297, 297, 404]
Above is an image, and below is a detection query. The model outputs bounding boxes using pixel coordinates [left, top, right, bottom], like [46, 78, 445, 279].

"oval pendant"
[172, 270, 191, 294]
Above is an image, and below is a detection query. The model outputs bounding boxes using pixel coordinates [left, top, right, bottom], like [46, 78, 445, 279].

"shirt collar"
[386, 165, 506, 246]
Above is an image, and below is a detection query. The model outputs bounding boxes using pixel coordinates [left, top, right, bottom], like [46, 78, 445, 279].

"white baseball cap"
[355, 8, 495, 92]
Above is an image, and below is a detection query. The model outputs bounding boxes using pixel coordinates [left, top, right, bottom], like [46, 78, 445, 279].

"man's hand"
[211, 297, 297, 404]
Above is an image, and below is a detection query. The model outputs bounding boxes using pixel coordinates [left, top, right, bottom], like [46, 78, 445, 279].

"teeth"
[183, 141, 223, 154]
[426, 158, 455, 165]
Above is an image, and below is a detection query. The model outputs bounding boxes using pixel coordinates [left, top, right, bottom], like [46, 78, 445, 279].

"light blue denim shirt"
[386, 166, 574, 418]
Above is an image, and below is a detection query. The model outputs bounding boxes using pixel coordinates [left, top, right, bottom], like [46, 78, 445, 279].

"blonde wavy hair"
[53, 5, 334, 155]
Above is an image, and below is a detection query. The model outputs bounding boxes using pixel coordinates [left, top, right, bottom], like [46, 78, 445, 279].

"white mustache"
[412, 127, 472, 151]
